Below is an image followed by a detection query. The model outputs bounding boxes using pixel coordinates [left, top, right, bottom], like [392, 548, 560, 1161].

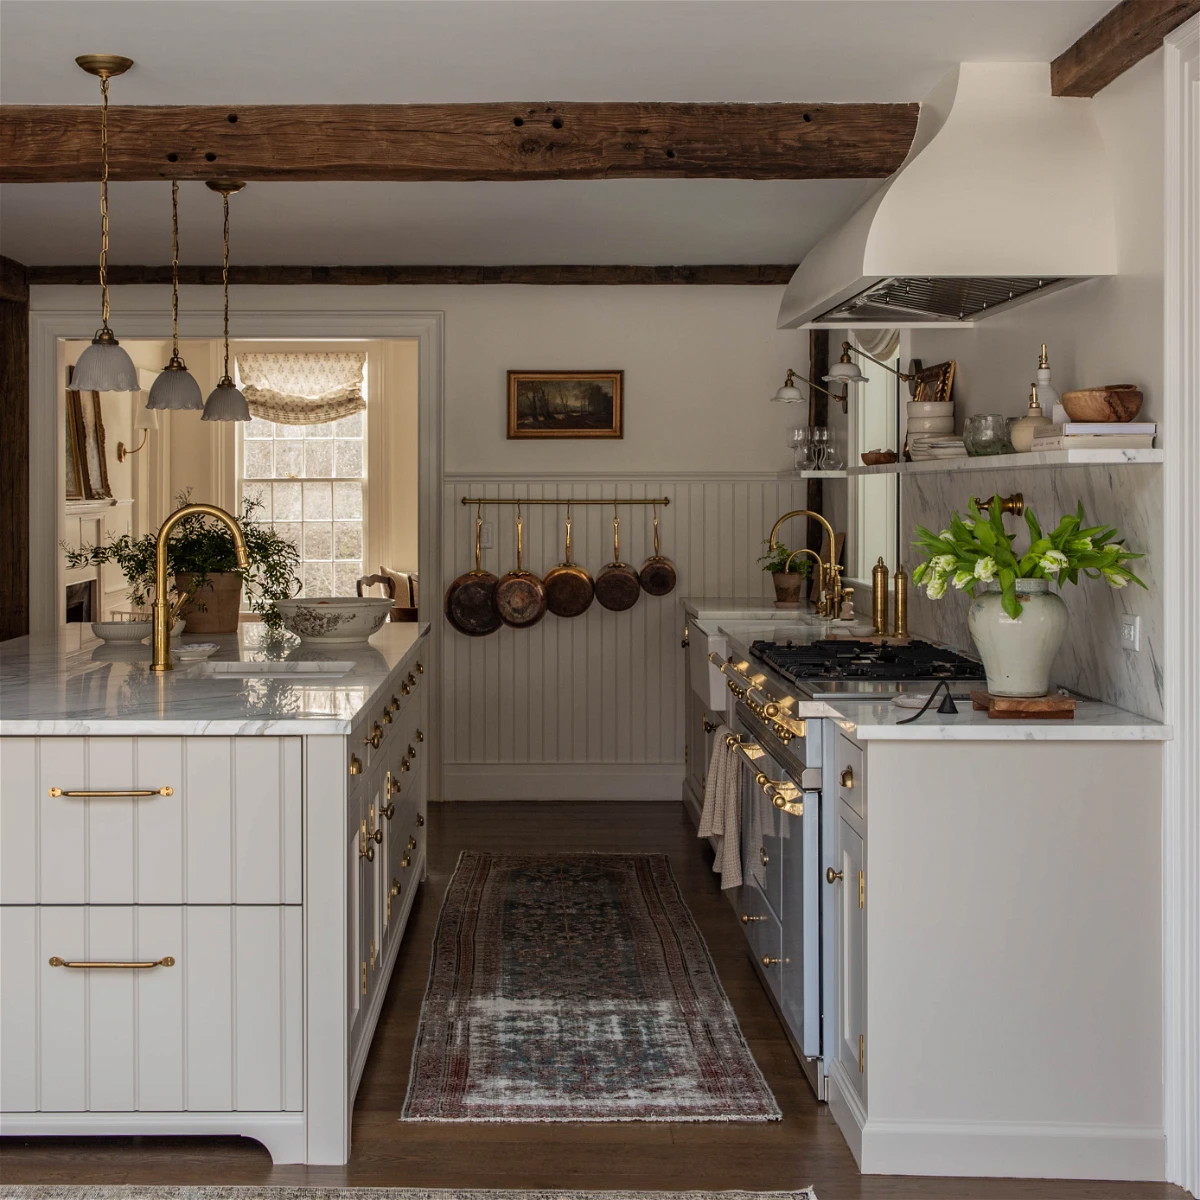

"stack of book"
[1030, 421, 1157, 451]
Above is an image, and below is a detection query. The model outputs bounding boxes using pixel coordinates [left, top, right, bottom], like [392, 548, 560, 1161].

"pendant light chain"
[170, 179, 180, 355]
[98, 74, 111, 328]
[221, 192, 232, 380]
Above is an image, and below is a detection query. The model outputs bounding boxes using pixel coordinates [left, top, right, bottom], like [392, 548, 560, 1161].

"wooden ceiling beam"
[0, 256, 29, 304]
[0, 101, 917, 183]
[1051, 0, 1200, 97]
[26, 264, 798, 287]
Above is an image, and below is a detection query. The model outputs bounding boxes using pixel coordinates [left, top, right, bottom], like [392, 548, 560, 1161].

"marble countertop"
[714, 617, 1170, 743]
[0, 624, 429, 736]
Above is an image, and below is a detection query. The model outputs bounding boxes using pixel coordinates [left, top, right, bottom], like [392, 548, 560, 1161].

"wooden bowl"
[1061, 385, 1143, 422]
[861, 449, 898, 465]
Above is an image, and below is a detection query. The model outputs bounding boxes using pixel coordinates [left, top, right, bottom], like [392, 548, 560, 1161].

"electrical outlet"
[480, 521, 494, 549]
[1119, 614, 1141, 652]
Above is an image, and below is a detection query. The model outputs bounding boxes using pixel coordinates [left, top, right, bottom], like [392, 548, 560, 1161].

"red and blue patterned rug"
[401, 852, 782, 1122]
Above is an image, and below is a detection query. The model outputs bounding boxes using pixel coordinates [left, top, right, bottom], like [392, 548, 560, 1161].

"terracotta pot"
[175, 570, 243, 634]
[771, 571, 805, 605]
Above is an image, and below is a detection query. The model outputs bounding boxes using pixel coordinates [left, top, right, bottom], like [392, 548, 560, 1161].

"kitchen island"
[0, 623, 431, 1165]
[684, 599, 1170, 1183]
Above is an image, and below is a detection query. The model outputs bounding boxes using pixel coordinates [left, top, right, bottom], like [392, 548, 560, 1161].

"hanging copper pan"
[444, 511, 501, 636]
[496, 510, 547, 628]
[594, 511, 641, 612]
[638, 504, 677, 596]
[543, 508, 595, 617]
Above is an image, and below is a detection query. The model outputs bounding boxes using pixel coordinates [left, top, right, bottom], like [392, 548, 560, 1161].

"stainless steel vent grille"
[818, 276, 1068, 323]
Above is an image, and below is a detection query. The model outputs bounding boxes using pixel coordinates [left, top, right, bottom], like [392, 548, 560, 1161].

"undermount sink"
[192, 660, 355, 679]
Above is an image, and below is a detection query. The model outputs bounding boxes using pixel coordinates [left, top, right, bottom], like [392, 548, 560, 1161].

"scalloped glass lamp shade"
[823, 359, 869, 385]
[202, 377, 251, 422]
[771, 383, 805, 403]
[147, 360, 204, 411]
[71, 332, 140, 392]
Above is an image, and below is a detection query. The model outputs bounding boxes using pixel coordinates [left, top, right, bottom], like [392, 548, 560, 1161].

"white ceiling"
[0, 0, 1112, 266]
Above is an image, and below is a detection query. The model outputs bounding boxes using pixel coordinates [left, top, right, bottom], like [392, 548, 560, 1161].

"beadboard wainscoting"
[902, 464, 1163, 720]
[440, 476, 806, 800]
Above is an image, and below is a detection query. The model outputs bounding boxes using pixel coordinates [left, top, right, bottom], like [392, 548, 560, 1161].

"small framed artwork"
[65, 391, 86, 500]
[507, 370, 623, 439]
[74, 388, 112, 499]
[908, 359, 956, 405]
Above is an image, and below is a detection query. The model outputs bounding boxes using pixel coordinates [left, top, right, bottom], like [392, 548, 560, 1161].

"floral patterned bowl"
[274, 597, 392, 643]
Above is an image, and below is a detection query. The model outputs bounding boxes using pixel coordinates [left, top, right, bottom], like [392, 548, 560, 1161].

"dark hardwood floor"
[0, 800, 1186, 1199]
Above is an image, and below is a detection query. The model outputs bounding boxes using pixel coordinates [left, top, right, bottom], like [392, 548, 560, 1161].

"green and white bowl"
[274, 597, 392, 643]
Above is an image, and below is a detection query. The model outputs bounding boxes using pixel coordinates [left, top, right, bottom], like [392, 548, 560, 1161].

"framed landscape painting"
[507, 370, 623, 439]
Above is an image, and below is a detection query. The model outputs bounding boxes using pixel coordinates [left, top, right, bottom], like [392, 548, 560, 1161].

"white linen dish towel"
[698, 724, 743, 889]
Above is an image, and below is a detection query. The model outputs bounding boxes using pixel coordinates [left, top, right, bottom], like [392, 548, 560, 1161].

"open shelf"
[778, 448, 1162, 481]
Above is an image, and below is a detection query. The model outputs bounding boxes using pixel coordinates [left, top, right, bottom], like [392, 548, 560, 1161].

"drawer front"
[0, 905, 303, 1114]
[741, 776, 784, 921]
[835, 733, 865, 820]
[740, 882, 784, 1006]
[1, 738, 302, 905]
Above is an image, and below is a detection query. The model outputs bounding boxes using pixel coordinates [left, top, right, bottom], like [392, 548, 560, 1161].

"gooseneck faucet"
[768, 509, 842, 618]
[152, 503, 250, 673]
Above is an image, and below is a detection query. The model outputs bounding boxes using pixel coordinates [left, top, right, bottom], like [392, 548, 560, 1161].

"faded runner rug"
[401, 852, 781, 1122]
[2, 1190, 816, 1200]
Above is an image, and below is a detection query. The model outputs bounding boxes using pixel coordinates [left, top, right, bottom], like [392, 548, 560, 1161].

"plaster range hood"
[777, 62, 1118, 329]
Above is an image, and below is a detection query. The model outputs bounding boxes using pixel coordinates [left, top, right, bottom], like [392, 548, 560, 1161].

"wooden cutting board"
[971, 691, 1077, 719]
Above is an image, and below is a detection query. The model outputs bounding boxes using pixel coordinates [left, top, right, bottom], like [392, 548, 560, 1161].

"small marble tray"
[172, 642, 220, 662]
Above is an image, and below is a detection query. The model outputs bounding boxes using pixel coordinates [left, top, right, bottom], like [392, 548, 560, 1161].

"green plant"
[911, 499, 1146, 619]
[64, 491, 301, 633]
[757, 541, 812, 577]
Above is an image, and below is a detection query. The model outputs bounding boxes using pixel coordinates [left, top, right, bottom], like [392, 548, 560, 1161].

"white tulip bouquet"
[911, 499, 1146, 620]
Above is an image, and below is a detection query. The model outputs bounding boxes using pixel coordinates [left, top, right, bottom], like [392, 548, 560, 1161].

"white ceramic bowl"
[91, 620, 151, 643]
[906, 415, 955, 434]
[172, 642, 220, 662]
[907, 400, 954, 417]
[274, 597, 393, 643]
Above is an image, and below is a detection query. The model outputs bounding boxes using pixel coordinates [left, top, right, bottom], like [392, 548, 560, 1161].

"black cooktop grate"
[750, 638, 986, 685]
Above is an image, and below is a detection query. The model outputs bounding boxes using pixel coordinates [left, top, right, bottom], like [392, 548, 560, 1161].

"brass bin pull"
[49, 956, 175, 969]
[48, 787, 173, 798]
[348, 754, 363, 776]
[840, 767, 855, 789]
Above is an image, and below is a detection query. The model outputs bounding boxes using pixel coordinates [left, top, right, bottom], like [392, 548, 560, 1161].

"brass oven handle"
[48, 787, 173, 798]
[826, 867, 844, 884]
[49, 956, 174, 969]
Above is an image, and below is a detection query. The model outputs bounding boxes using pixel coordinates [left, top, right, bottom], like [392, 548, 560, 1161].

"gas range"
[749, 637, 985, 700]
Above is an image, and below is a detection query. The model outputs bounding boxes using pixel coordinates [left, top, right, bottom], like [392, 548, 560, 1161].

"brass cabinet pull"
[384, 770, 397, 798]
[400, 682, 411, 695]
[400, 853, 412, 868]
[381, 801, 395, 821]
[740, 913, 766, 924]
[390, 878, 402, 897]
[415, 661, 424, 674]
[761, 956, 784, 968]
[381, 709, 393, 725]
[406, 744, 417, 760]
[370, 827, 383, 845]
[760, 847, 769, 866]
[369, 939, 377, 970]
[407, 836, 417, 851]
[416, 813, 425, 827]
[48, 786, 173, 798]
[363, 723, 383, 749]
[389, 695, 401, 713]
[826, 867, 844, 884]
[400, 759, 410, 773]
[406, 672, 417, 688]
[348, 754, 363, 776]
[840, 767, 855, 789]
[415, 729, 425, 743]
[49, 956, 174, 969]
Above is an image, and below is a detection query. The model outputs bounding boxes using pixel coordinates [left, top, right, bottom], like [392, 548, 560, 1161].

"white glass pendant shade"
[823, 359, 868, 385]
[133, 403, 160, 432]
[771, 383, 805, 403]
[147, 356, 203, 411]
[71, 333, 140, 392]
[202, 376, 251, 422]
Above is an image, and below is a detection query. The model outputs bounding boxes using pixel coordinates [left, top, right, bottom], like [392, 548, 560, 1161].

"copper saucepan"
[594, 511, 641, 612]
[444, 511, 501, 637]
[496, 510, 547, 628]
[638, 505, 677, 596]
[543, 508, 594, 617]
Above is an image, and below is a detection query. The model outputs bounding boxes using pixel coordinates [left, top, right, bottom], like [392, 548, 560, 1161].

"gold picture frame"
[65, 390, 86, 500]
[507, 370, 624, 439]
[908, 359, 956, 405]
[70, 385, 112, 500]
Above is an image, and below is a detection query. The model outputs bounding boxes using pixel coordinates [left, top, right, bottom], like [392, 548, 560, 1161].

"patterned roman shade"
[236, 352, 366, 425]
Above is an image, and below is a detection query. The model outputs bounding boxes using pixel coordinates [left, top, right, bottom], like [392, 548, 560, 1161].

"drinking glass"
[811, 427, 829, 468]
[822, 430, 845, 470]
[790, 427, 811, 472]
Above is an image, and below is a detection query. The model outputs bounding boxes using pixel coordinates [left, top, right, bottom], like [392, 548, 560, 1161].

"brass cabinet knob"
[760, 848, 769, 866]
[416, 813, 425, 827]
[415, 661, 424, 674]
[348, 754, 363, 776]
[416, 729, 425, 743]
[390, 878, 402, 897]
[400, 854, 412, 868]
[381, 801, 395, 821]
[407, 744, 417, 760]
[761, 956, 784, 968]
[390, 695, 401, 713]
[400, 682, 412, 695]
[381, 709, 393, 724]
[363, 723, 383, 748]
[407, 836, 417, 851]
[406, 672, 417, 688]
[400, 759, 410, 773]
[740, 913, 766, 924]
[370, 826, 383, 845]
[702, 718, 718, 734]
[826, 867, 844, 884]
[840, 766, 855, 789]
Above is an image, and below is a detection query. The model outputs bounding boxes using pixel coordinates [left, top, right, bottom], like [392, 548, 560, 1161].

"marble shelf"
[778, 448, 1162, 481]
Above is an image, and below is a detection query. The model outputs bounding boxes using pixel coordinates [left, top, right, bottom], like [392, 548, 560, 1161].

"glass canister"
[963, 414, 1015, 456]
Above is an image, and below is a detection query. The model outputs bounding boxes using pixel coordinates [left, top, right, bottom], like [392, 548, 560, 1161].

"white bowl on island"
[274, 596, 393, 644]
[91, 618, 184, 643]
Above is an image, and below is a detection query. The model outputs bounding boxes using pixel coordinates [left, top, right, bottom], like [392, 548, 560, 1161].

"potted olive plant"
[64, 492, 301, 635]
[758, 540, 812, 606]
[912, 499, 1145, 697]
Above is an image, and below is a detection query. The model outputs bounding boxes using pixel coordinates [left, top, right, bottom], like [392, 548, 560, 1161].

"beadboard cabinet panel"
[1, 737, 302, 905]
[1, 905, 303, 1113]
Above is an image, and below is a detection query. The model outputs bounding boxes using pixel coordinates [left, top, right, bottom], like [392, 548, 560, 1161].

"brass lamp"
[117, 404, 159, 461]
[824, 341, 916, 389]
[201, 180, 251, 422]
[769, 368, 850, 415]
[147, 180, 203, 411]
[69, 54, 140, 393]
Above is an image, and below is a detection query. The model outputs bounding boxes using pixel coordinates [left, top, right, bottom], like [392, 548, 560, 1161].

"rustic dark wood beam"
[27, 263, 799, 287]
[0, 256, 30, 641]
[0, 101, 918, 183]
[0, 255, 28, 304]
[1052, 0, 1200, 96]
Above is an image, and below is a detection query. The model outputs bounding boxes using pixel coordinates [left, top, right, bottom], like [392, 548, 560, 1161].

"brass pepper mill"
[893, 563, 909, 639]
[871, 557, 889, 636]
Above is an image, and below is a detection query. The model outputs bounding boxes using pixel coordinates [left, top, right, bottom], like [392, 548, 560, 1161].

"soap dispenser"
[1035, 343, 1061, 417]
[1009, 384, 1053, 453]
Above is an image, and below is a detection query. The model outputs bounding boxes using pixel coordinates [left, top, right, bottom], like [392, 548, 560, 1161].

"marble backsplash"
[900, 464, 1163, 720]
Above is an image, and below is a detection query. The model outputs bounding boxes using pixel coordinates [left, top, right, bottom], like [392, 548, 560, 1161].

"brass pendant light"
[70, 54, 140, 393]
[201, 180, 250, 422]
[146, 180, 203, 411]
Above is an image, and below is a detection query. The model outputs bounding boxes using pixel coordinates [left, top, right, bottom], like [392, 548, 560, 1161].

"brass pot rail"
[707, 652, 807, 743]
[461, 497, 669, 507]
[723, 733, 806, 817]
[49, 956, 175, 969]
[48, 786, 173, 798]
